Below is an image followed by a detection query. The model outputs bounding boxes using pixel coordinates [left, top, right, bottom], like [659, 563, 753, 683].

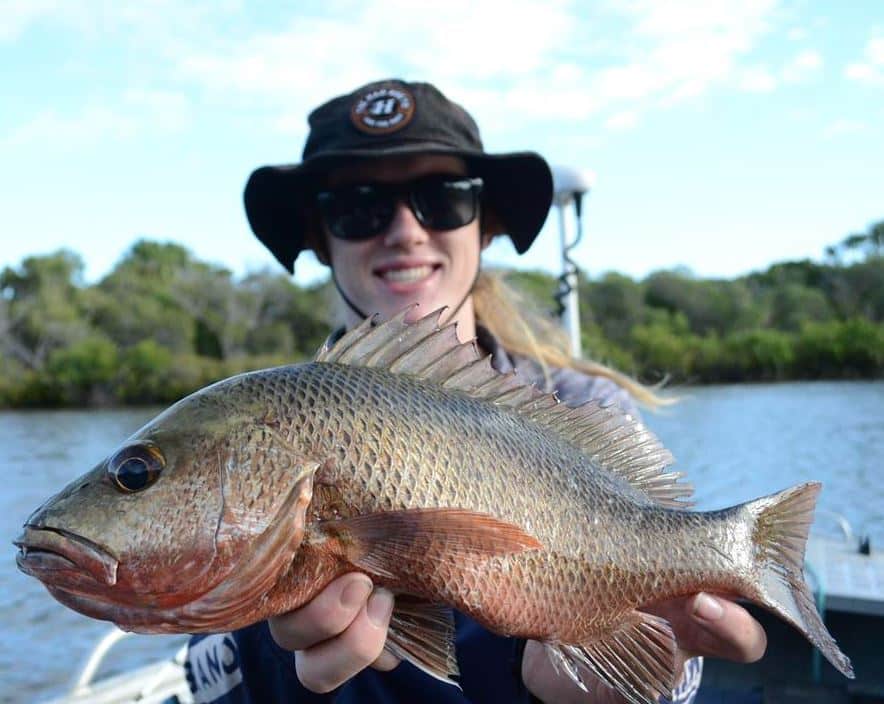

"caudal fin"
[745, 482, 853, 678]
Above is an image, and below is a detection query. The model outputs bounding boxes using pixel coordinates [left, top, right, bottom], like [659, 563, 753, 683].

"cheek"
[115, 491, 223, 597]
[439, 227, 481, 272]
[328, 240, 373, 279]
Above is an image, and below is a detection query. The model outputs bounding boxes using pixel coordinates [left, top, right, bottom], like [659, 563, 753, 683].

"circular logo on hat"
[350, 85, 415, 135]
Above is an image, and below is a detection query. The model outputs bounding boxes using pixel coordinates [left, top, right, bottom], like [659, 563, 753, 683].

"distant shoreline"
[2, 238, 882, 408]
[3, 375, 881, 412]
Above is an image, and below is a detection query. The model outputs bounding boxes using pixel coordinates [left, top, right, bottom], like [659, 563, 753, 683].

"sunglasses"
[316, 175, 483, 241]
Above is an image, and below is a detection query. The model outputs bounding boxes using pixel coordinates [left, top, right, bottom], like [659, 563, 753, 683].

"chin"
[403, 303, 434, 322]
[370, 291, 439, 321]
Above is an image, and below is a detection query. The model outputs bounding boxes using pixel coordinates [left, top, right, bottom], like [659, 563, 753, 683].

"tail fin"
[745, 482, 854, 678]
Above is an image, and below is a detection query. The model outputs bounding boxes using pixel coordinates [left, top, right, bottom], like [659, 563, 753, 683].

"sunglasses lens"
[318, 177, 481, 240]
[318, 186, 394, 240]
[412, 178, 479, 230]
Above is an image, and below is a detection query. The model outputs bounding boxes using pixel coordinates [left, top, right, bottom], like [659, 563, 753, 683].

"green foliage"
[238, 272, 331, 359]
[834, 257, 884, 321]
[0, 241, 333, 407]
[582, 272, 645, 346]
[580, 321, 636, 375]
[630, 321, 693, 381]
[794, 319, 884, 379]
[7, 335, 119, 406]
[506, 270, 558, 317]
[93, 240, 207, 352]
[115, 339, 176, 404]
[722, 329, 795, 382]
[45, 336, 119, 405]
[826, 220, 884, 263]
[686, 333, 726, 382]
[644, 271, 762, 335]
[1, 222, 882, 407]
[767, 284, 835, 331]
[0, 250, 95, 370]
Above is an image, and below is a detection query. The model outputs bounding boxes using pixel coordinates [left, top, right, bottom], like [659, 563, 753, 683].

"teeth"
[382, 266, 433, 283]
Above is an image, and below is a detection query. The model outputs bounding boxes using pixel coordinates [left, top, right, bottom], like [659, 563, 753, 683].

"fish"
[16, 308, 853, 704]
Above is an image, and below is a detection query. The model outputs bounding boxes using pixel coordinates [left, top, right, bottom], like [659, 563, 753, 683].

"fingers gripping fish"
[16, 308, 853, 704]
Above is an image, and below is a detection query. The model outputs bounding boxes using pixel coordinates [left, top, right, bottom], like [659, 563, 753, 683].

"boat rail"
[45, 628, 192, 704]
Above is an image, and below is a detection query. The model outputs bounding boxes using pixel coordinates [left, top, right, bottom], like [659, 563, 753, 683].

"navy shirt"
[187, 613, 534, 703]
[185, 329, 702, 703]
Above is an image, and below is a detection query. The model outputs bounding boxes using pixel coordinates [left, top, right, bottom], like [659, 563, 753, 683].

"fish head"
[16, 371, 317, 632]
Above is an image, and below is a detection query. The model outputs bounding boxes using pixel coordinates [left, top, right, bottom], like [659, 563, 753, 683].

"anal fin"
[545, 610, 677, 704]
[384, 597, 460, 687]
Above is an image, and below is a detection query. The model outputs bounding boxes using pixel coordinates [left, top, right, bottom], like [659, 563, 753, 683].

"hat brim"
[244, 145, 553, 273]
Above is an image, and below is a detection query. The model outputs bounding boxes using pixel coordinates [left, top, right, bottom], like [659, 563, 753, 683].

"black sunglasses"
[316, 175, 483, 241]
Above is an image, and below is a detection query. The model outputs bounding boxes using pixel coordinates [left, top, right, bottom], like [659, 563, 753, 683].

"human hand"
[268, 572, 400, 693]
[521, 592, 767, 703]
[649, 592, 767, 665]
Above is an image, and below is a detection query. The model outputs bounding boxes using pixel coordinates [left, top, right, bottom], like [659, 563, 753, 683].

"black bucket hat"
[244, 79, 553, 273]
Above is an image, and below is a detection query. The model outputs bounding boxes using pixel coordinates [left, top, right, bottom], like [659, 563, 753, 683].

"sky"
[2, 0, 883, 287]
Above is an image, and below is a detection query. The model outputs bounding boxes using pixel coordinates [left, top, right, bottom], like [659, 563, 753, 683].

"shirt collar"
[475, 324, 516, 374]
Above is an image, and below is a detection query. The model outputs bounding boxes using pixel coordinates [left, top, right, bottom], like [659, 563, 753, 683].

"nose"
[383, 201, 429, 248]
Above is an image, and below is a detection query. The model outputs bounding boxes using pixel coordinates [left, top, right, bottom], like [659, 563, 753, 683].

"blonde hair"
[472, 270, 670, 408]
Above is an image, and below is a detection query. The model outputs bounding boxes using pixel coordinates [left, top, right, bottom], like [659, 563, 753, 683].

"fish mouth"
[15, 525, 119, 588]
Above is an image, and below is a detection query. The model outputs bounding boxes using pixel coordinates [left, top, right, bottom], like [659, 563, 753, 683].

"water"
[1, 381, 882, 701]
[0, 408, 185, 703]
[642, 381, 884, 538]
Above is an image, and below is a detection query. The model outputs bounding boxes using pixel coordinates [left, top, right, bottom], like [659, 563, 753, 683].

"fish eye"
[108, 445, 165, 493]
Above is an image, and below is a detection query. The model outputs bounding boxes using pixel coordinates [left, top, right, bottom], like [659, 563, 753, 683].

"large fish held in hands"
[16, 308, 853, 703]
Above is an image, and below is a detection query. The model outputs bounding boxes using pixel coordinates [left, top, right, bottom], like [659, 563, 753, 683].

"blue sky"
[2, 0, 882, 287]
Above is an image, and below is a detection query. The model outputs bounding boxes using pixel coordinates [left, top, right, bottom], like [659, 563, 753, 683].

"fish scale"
[293, 363, 652, 562]
[16, 309, 853, 704]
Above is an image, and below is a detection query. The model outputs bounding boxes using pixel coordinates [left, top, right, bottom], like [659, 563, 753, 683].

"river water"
[1, 381, 882, 702]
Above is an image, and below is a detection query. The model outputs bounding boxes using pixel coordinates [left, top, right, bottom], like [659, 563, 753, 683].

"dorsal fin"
[314, 308, 691, 508]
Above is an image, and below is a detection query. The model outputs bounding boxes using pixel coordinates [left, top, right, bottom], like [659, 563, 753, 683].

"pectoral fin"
[545, 610, 678, 704]
[320, 508, 542, 579]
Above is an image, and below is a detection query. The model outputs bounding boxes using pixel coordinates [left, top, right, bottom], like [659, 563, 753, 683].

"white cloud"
[623, 0, 774, 40]
[823, 119, 866, 138]
[124, 90, 193, 131]
[5, 106, 138, 146]
[0, 0, 67, 41]
[867, 37, 884, 64]
[5, 91, 192, 146]
[604, 111, 639, 131]
[844, 35, 884, 86]
[6, 0, 784, 140]
[787, 27, 807, 41]
[609, 0, 779, 107]
[740, 66, 778, 92]
[781, 49, 823, 82]
[176, 0, 578, 123]
[845, 63, 878, 82]
[169, 0, 784, 131]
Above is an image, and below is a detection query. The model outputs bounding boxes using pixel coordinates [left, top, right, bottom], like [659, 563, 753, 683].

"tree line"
[1, 221, 882, 407]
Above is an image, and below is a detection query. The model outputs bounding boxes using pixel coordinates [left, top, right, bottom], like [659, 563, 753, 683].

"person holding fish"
[20, 77, 852, 704]
[182, 79, 774, 704]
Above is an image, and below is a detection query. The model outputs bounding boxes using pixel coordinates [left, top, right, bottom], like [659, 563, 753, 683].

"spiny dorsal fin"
[314, 308, 691, 507]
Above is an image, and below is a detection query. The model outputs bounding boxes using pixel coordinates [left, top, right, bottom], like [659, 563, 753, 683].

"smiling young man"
[185, 79, 767, 704]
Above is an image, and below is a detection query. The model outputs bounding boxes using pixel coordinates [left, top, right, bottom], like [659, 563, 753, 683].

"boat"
[44, 629, 192, 704]
[700, 516, 884, 703]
